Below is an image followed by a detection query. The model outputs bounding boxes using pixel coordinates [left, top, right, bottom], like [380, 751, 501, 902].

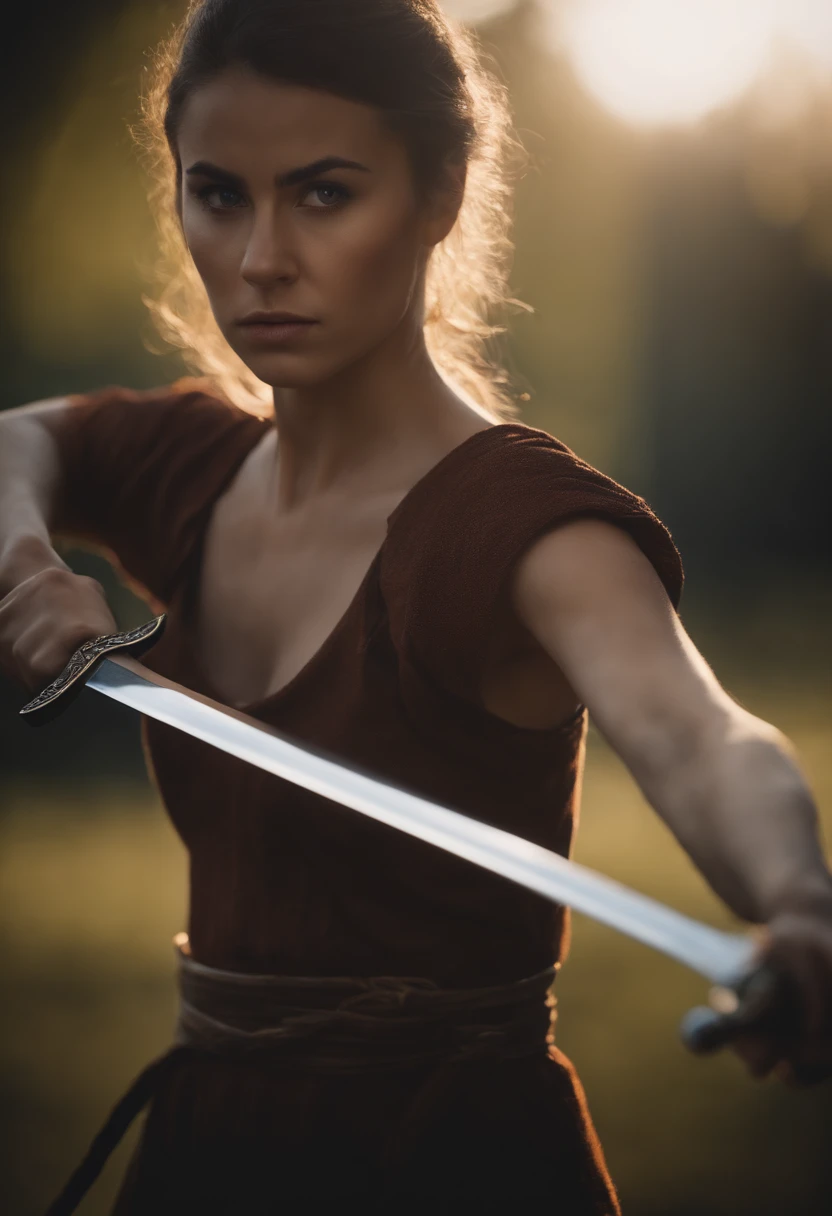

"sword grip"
[18, 614, 166, 727]
[679, 959, 801, 1055]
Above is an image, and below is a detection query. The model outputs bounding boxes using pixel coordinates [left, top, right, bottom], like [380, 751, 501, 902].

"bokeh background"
[2, 1, 831, 1212]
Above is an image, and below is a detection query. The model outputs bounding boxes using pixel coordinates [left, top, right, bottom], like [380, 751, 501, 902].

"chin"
[245, 343, 371, 389]
[241, 354, 336, 390]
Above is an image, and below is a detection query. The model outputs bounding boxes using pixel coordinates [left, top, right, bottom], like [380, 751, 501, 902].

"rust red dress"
[54, 379, 683, 1215]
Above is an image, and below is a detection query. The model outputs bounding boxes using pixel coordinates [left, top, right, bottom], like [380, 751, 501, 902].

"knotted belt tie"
[45, 933, 559, 1215]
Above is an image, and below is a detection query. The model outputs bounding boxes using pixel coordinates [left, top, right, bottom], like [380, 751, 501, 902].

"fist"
[730, 893, 832, 1086]
[0, 564, 117, 693]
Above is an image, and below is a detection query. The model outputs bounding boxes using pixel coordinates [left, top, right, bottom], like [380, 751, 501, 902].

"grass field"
[2, 656, 831, 1215]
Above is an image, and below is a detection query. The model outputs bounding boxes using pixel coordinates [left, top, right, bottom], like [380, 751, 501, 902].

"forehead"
[176, 65, 399, 169]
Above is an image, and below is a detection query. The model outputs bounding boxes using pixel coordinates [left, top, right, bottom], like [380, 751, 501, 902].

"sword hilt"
[680, 958, 827, 1083]
[680, 961, 795, 1050]
[18, 614, 166, 727]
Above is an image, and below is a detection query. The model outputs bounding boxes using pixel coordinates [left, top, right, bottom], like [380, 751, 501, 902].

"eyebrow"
[184, 156, 371, 189]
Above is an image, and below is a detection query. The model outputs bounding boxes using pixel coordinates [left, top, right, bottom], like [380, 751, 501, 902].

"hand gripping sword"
[19, 614, 805, 1061]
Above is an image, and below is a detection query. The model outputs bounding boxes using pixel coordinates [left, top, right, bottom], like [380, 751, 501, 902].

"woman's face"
[176, 66, 457, 388]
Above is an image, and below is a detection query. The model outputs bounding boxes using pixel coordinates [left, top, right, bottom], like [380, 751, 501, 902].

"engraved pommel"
[19, 614, 167, 727]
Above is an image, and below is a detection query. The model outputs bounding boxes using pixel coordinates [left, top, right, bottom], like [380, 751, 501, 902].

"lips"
[238, 318, 318, 346]
[238, 313, 317, 326]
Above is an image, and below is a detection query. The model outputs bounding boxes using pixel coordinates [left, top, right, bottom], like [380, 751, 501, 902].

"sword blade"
[89, 654, 756, 987]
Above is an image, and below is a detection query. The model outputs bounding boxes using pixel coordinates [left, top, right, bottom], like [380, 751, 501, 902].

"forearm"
[0, 411, 69, 597]
[636, 708, 832, 923]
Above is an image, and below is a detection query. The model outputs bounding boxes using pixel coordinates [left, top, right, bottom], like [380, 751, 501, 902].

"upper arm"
[0, 397, 74, 532]
[510, 517, 737, 777]
[4, 382, 267, 605]
[3, 391, 173, 542]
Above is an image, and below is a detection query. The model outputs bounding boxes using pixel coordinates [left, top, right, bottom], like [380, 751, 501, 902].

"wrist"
[764, 870, 832, 921]
[0, 534, 68, 598]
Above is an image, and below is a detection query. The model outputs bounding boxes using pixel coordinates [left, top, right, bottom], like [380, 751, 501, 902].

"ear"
[423, 158, 467, 247]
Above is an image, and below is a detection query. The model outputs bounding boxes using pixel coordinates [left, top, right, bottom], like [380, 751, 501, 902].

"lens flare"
[778, 0, 832, 70]
[549, 0, 779, 127]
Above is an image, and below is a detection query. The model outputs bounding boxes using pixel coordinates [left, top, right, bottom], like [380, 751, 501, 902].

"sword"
[19, 615, 803, 1059]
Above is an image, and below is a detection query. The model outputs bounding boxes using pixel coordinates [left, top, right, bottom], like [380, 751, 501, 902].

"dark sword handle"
[18, 614, 166, 727]
[680, 958, 827, 1083]
[680, 961, 796, 1051]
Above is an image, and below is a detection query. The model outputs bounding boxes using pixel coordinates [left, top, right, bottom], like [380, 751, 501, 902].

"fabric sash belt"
[45, 932, 558, 1215]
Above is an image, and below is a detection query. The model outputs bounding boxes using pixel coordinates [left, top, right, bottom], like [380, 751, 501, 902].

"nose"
[240, 205, 298, 286]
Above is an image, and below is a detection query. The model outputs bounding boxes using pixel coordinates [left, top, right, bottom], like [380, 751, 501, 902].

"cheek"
[317, 202, 421, 319]
[181, 210, 242, 292]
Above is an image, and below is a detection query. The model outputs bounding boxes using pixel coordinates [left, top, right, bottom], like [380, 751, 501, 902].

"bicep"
[2, 392, 156, 544]
[16, 389, 176, 545]
[0, 398, 76, 531]
[510, 518, 736, 777]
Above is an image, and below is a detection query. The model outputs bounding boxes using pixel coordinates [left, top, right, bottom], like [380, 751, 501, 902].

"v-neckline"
[172, 420, 524, 715]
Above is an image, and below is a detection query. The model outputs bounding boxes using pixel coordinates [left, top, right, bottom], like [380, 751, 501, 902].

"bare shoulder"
[0, 398, 72, 487]
[481, 520, 673, 731]
[513, 517, 668, 614]
[3, 395, 73, 428]
[478, 526, 626, 733]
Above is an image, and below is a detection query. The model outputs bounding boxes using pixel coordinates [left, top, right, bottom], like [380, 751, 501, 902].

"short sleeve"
[55, 377, 269, 605]
[380, 423, 684, 707]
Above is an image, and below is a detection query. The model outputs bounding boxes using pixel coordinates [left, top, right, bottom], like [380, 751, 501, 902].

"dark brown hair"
[136, 0, 529, 418]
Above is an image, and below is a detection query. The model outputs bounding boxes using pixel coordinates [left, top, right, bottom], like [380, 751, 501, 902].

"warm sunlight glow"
[778, 1, 832, 70]
[551, 0, 779, 127]
[441, 0, 517, 23]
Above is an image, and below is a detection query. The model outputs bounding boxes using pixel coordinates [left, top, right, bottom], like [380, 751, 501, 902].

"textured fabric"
[58, 378, 268, 605]
[46, 937, 558, 1216]
[52, 380, 684, 1214]
[171, 933, 557, 1066]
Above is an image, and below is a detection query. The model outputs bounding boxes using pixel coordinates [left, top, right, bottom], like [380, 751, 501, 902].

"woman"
[1, 1, 830, 1213]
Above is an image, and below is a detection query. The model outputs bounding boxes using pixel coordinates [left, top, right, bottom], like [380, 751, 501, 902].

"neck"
[267, 318, 489, 512]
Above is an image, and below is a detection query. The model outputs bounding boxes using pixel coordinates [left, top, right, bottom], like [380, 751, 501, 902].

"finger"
[730, 1031, 783, 1079]
[764, 931, 832, 1038]
[781, 1032, 832, 1082]
[775, 1057, 832, 1087]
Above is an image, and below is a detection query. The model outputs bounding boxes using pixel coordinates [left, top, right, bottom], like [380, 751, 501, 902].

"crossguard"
[19, 614, 166, 727]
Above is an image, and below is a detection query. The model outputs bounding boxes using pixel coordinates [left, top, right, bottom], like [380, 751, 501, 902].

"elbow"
[621, 700, 800, 815]
[615, 694, 735, 788]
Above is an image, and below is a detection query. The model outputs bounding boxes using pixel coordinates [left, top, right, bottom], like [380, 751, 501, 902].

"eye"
[300, 180, 352, 210]
[194, 184, 247, 213]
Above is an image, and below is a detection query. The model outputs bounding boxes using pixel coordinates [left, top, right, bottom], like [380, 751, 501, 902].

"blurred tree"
[641, 117, 832, 590]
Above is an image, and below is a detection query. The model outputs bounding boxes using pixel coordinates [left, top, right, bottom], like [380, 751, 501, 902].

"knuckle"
[33, 565, 70, 589]
[77, 574, 106, 598]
